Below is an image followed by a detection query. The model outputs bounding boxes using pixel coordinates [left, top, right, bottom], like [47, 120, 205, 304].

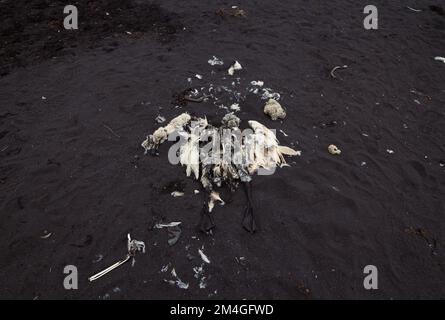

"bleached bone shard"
[264, 99, 286, 120]
[328, 144, 341, 155]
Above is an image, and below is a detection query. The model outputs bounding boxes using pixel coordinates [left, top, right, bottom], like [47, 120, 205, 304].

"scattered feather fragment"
[434, 57, 445, 64]
[199, 277, 207, 289]
[330, 65, 348, 79]
[154, 222, 182, 229]
[170, 268, 189, 289]
[208, 56, 224, 66]
[261, 88, 280, 100]
[195, 74, 203, 79]
[228, 61, 242, 75]
[221, 112, 240, 128]
[127, 234, 146, 255]
[93, 254, 104, 263]
[168, 226, 182, 246]
[279, 129, 288, 137]
[386, 149, 395, 154]
[193, 265, 204, 279]
[208, 191, 225, 212]
[198, 248, 211, 264]
[251, 80, 264, 87]
[171, 191, 185, 197]
[155, 115, 166, 124]
[229, 103, 240, 111]
[406, 6, 422, 12]
[161, 264, 169, 272]
[40, 231, 52, 239]
[194, 189, 200, 194]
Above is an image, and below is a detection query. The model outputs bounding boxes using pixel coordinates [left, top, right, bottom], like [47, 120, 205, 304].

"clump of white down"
[263, 99, 286, 120]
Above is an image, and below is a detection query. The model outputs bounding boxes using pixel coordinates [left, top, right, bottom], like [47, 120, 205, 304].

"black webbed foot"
[242, 204, 256, 233]
[242, 181, 257, 233]
[199, 203, 215, 232]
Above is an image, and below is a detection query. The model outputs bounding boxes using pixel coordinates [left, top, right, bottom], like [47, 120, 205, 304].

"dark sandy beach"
[0, 0, 444, 299]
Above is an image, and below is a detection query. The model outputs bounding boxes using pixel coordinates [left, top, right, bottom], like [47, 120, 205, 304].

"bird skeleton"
[142, 113, 299, 232]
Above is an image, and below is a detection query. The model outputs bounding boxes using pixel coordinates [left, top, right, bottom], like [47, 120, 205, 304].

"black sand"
[0, 0, 444, 299]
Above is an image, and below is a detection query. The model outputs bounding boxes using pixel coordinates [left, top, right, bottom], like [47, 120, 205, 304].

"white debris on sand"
[328, 144, 341, 155]
[40, 231, 52, 239]
[221, 112, 241, 128]
[92, 254, 104, 263]
[198, 248, 211, 264]
[229, 103, 240, 111]
[261, 88, 280, 100]
[279, 129, 288, 137]
[154, 222, 182, 229]
[199, 277, 208, 289]
[193, 265, 204, 278]
[208, 191, 225, 213]
[195, 74, 203, 79]
[161, 264, 170, 272]
[171, 191, 185, 197]
[155, 115, 166, 123]
[193, 264, 208, 289]
[434, 56, 445, 64]
[166, 268, 189, 289]
[386, 149, 395, 154]
[208, 56, 224, 66]
[250, 80, 264, 87]
[228, 61, 242, 76]
[264, 99, 286, 120]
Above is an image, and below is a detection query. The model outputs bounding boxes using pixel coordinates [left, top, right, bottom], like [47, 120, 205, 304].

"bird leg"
[242, 181, 257, 233]
[199, 188, 216, 233]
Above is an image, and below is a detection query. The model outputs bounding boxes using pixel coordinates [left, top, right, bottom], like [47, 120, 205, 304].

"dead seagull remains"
[142, 112, 300, 232]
